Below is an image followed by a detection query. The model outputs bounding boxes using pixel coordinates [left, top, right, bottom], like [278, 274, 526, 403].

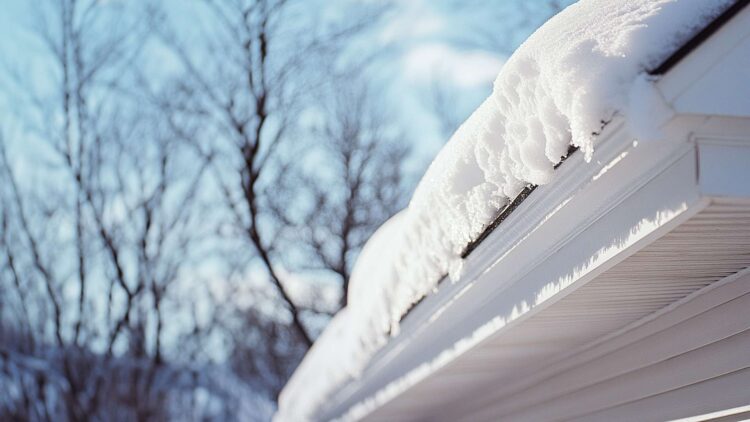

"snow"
[275, 1, 733, 420]
[275, 212, 407, 420]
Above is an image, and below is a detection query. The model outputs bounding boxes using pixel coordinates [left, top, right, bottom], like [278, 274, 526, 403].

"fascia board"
[657, 5, 750, 105]
[319, 117, 709, 420]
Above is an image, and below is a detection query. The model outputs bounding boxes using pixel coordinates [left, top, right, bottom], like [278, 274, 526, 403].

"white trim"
[318, 112, 723, 419]
[320, 115, 750, 419]
[658, 4, 750, 104]
[461, 271, 750, 421]
[668, 404, 750, 422]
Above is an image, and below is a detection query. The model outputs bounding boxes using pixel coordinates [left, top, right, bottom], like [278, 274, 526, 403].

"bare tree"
[272, 82, 409, 309]
[1, 0, 412, 416]
[159, 0, 392, 347]
[0, 0, 229, 419]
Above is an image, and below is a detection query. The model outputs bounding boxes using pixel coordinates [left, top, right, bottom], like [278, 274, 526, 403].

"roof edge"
[650, 0, 749, 75]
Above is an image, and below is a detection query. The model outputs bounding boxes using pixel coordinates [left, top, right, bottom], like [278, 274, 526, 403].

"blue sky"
[0, 0, 572, 358]
[0, 0, 570, 168]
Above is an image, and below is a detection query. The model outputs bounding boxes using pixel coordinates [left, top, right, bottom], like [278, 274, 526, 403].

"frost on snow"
[275, 0, 733, 420]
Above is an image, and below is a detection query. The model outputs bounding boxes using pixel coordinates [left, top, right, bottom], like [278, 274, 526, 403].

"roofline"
[460, 145, 577, 258]
[320, 114, 750, 419]
[397, 0, 747, 327]
[650, 0, 749, 75]
[462, 0, 746, 261]
[322, 123, 750, 421]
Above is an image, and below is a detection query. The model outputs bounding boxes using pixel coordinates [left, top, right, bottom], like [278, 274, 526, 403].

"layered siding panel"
[457, 201, 750, 421]
[362, 201, 750, 421]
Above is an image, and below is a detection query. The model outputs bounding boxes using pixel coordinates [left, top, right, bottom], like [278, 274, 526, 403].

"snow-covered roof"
[275, 1, 742, 420]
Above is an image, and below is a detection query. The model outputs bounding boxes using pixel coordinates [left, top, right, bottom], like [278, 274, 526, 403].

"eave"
[314, 2, 750, 420]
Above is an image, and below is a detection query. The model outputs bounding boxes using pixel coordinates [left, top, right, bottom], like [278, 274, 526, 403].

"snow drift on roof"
[276, 1, 733, 420]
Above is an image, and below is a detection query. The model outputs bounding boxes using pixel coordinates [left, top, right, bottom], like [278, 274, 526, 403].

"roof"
[462, 0, 750, 261]
[650, 0, 749, 74]
[276, 2, 750, 420]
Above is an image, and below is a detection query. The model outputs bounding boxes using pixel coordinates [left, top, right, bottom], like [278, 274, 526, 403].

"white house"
[277, 1, 750, 421]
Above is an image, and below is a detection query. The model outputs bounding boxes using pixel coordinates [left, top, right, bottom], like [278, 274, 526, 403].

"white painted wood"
[500, 332, 750, 422]
[658, 5, 750, 105]
[371, 204, 750, 421]
[459, 265, 750, 414]
[462, 272, 750, 421]
[669, 404, 750, 422]
[319, 121, 750, 421]
[672, 34, 750, 117]
[698, 138, 750, 197]
[320, 136, 750, 421]
[575, 367, 750, 422]
[319, 125, 705, 420]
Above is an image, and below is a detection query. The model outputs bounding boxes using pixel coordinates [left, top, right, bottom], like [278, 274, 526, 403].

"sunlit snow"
[276, 1, 733, 420]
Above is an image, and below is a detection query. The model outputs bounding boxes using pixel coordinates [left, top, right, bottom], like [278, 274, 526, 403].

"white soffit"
[377, 199, 750, 421]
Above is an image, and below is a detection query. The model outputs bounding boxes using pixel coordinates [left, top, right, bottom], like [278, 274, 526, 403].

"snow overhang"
[313, 2, 750, 419]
